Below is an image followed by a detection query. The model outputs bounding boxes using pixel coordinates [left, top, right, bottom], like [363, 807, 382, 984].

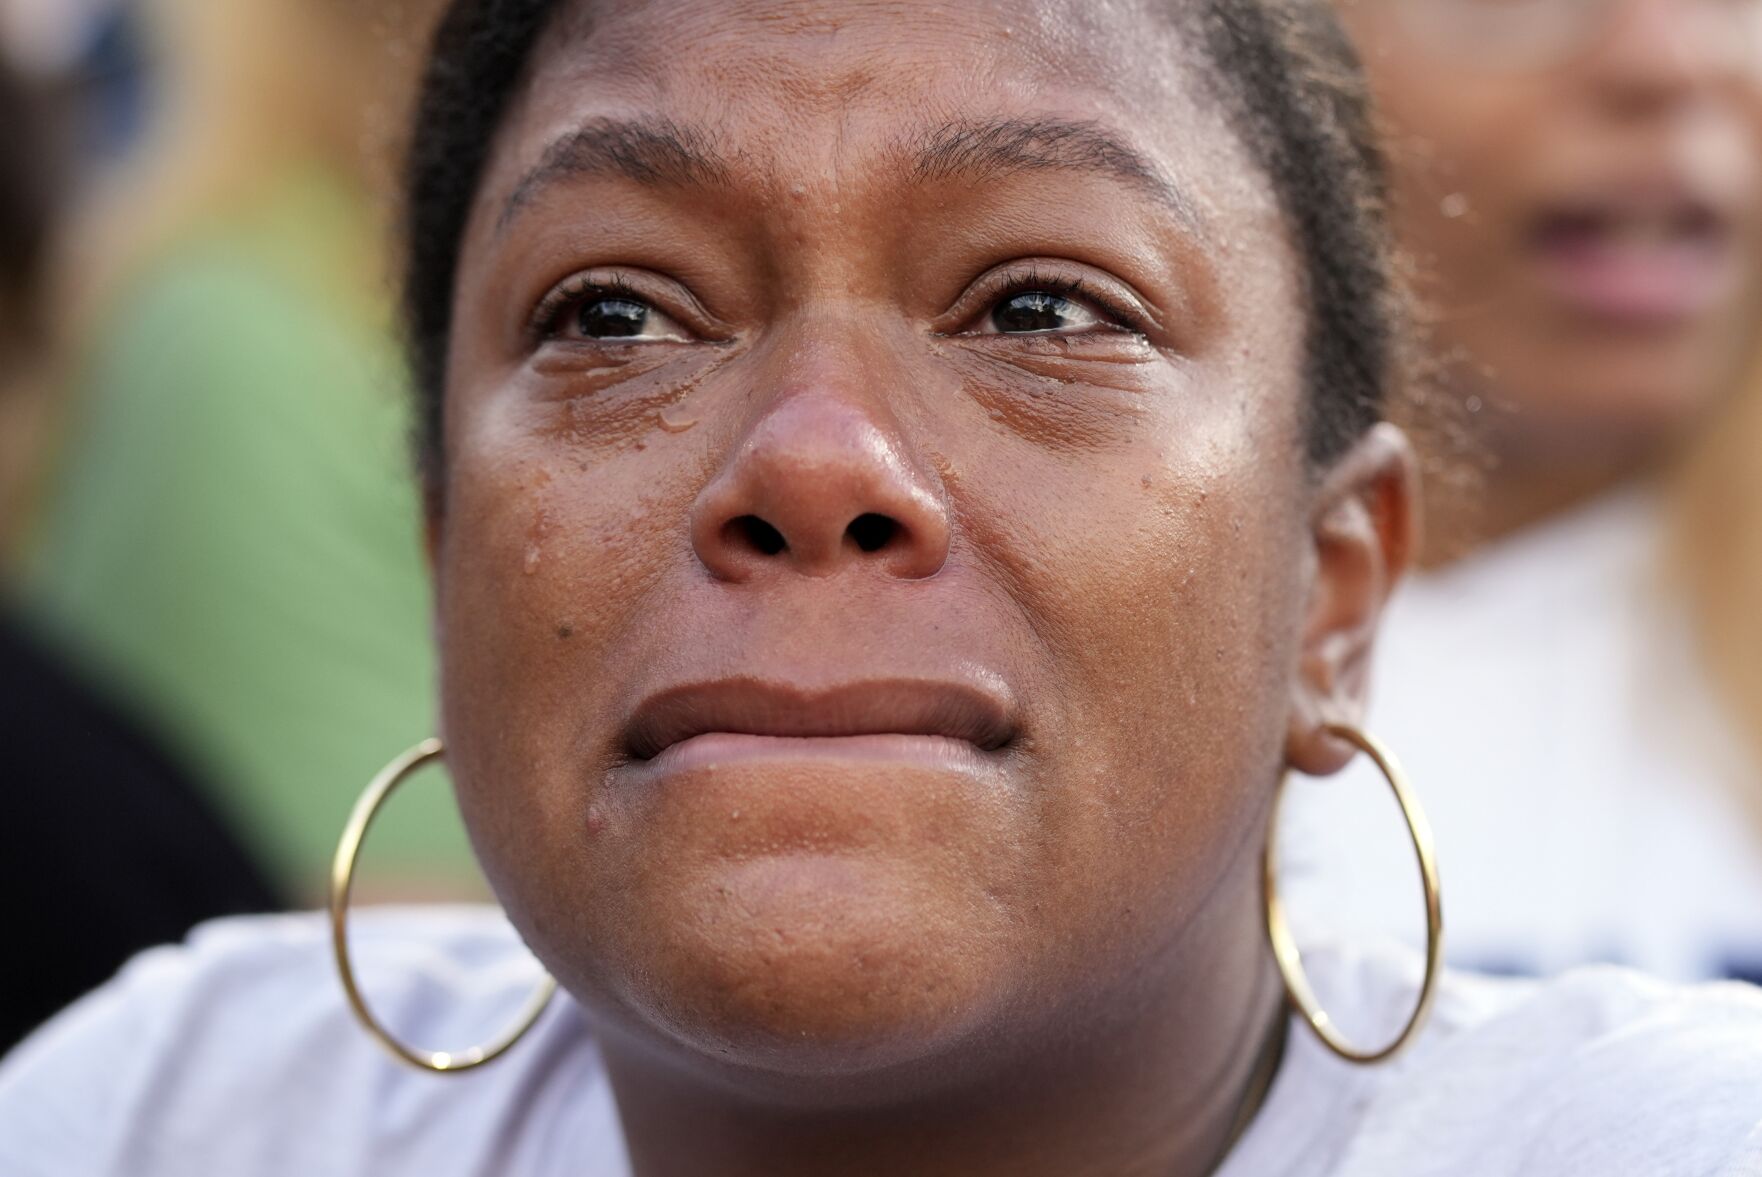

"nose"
[690, 391, 951, 582]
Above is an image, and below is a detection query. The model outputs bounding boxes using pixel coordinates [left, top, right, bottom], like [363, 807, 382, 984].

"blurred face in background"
[1339, 0, 1762, 464]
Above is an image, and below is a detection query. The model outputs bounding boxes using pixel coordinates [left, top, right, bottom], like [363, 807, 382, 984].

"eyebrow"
[908, 117, 1202, 229]
[499, 116, 733, 230]
[500, 114, 1199, 232]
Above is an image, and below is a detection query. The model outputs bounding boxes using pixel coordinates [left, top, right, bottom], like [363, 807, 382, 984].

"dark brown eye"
[988, 291, 1099, 335]
[577, 297, 651, 338]
[540, 284, 691, 344]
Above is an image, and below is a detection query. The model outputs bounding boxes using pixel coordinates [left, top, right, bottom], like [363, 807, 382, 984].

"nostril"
[726, 515, 787, 556]
[846, 513, 899, 554]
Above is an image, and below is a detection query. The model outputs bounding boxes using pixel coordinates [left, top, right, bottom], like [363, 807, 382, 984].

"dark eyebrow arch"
[499, 116, 733, 230]
[909, 117, 1202, 230]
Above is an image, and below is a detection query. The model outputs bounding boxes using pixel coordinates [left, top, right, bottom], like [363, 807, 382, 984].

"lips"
[1525, 186, 1739, 326]
[623, 677, 1017, 764]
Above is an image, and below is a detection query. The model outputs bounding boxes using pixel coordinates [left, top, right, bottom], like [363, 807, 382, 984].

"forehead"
[533, 0, 1182, 101]
[475, 0, 1272, 228]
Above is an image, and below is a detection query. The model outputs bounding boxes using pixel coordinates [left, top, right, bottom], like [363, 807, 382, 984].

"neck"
[602, 876, 1285, 1177]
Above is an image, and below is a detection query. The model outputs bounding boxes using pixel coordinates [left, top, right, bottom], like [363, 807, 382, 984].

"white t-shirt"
[2, 909, 1759, 1176]
[1281, 488, 1762, 983]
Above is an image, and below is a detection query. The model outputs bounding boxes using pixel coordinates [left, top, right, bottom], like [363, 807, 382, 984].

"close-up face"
[1339, 0, 1762, 454]
[429, 0, 1398, 1094]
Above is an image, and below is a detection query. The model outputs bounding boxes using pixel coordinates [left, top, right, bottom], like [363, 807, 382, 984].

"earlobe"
[1285, 423, 1419, 777]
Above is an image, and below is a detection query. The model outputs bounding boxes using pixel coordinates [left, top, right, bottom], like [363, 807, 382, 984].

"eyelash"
[527, 266, 1147, 343]
[975, 268, 1145, 337]
[530, 273, 650, 341]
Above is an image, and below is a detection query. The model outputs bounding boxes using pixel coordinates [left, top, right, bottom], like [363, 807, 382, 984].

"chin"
[1488, 335, 1733, 454]
[534, 754, 1037, 1078]
[598, 850, 1018, 1081]
[1533, 380, 1721, 455]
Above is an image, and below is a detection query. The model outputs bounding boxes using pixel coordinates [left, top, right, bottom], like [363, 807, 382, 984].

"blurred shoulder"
[1332, 944, 1762, 1176]
[0, 909, 615, 1177]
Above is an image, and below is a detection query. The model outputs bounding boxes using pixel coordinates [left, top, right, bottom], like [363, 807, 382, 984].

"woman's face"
[433, 0, 1406, 1089]
[1339, 0, 1762, 452]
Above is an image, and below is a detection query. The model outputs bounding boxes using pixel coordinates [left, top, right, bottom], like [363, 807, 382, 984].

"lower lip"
[1529, 232, 1737, 327]
[634, 732, 996, 779]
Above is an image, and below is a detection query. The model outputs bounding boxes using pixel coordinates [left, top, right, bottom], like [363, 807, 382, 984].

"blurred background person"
[16, 0, 473, 905]
[1290, 0, 1762, 982]
[0, 0, 145, 547]
[0, 16, 280, 1054]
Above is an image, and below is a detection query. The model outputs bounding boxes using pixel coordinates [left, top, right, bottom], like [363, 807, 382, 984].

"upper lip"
[623, 676, 1018, 761]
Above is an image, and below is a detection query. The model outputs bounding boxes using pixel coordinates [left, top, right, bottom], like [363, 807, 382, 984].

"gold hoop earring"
[330, 738, 557, 1074]
[1263, 722, 1444, 1065]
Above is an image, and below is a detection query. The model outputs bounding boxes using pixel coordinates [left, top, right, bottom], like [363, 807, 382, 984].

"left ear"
[1285, 422, 1419, 777]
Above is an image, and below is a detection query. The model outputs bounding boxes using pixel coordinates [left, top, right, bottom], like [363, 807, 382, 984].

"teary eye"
[992, 291, 1093, 334]
[532, 273, 696, 345]
[577, 296, 654, 339]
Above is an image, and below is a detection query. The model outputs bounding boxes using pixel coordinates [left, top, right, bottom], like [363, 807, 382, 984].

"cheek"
[1373, 70, 1551, 381]
[953, 388, 1308, 978]
[433, 411, 697, 905]
[1383, 85, 1529, 240]
[1355, 39, 1538, 264]
[1355, 25, 1536, 192]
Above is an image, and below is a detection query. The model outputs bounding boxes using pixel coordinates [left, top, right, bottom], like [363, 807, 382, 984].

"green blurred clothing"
[25, 168, 471, 898]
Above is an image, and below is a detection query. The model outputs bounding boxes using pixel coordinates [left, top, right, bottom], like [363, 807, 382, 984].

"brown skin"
[428, 2, 1414, 1174]
[1337, 0, 1762, 561]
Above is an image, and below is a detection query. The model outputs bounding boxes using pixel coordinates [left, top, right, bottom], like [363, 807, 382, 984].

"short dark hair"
[403, 0, 1395, 483]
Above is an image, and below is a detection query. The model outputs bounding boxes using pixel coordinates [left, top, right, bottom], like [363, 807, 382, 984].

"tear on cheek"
[523, 514, 550, 576]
